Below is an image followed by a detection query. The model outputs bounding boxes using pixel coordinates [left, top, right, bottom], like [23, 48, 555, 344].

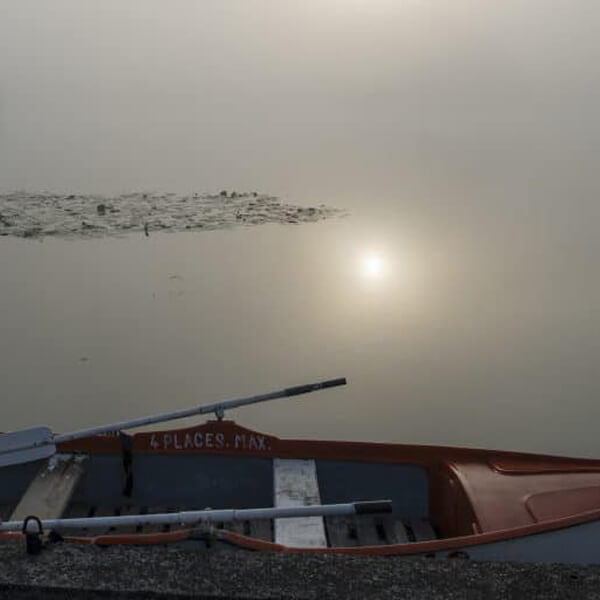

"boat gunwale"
[53, 420, 600, 473]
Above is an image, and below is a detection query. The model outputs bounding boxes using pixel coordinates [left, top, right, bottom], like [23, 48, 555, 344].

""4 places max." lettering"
[148, 431, 270, 452]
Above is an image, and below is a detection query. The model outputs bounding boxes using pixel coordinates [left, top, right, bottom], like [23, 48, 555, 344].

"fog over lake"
[1, 1, 600, 456]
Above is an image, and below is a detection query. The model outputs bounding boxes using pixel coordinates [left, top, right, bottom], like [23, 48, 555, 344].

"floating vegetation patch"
[0, 191, 347, 239]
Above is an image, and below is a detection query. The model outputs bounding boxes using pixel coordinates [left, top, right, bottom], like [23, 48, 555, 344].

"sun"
[361, 252, 385, 279]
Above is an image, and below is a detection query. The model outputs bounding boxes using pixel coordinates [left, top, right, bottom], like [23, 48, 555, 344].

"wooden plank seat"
[273, 458, 327, 547]
[10, 454, 88, 523]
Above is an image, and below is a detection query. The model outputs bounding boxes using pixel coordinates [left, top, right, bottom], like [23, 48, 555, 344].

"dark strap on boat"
[120, 432, 133, 497]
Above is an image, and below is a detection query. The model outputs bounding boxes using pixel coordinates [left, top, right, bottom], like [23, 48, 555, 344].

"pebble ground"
[1, 540, 599, 599]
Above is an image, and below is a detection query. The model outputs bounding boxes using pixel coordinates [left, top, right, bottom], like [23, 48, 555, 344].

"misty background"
[1, 0, 599, 456]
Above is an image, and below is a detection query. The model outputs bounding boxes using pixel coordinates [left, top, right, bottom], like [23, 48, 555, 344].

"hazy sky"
[1, 1, 600, 455]
[1, 1, 598, 198]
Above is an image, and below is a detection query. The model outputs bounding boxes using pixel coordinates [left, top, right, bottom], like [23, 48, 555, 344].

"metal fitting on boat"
[22, 516, 43, 555]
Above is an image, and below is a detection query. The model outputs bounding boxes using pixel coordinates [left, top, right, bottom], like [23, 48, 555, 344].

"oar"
[0, 377, 346, 468]
[2, 500, 391, 533]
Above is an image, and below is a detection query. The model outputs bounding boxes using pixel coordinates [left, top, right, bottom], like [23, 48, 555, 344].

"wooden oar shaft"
[53, 378, 345, 444]
[0, 378, 346, 461]
[2, 500, 391, 533]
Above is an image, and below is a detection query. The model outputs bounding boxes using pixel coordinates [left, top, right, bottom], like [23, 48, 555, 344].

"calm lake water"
[2, 211, 600, 457]
[1, 0, 600, 456]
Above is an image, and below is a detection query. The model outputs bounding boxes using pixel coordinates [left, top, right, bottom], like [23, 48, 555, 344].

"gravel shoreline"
[1, 541, 599, 599]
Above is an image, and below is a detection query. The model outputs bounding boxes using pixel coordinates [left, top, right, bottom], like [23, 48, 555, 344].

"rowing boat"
[3, 416, 600, 563]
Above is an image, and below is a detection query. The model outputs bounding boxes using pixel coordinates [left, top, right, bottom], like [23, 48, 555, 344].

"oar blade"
[0, 444, 56, 468]
[0, 427, 55, 467]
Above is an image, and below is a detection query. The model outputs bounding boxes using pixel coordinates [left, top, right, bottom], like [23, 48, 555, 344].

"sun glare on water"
[356, 246, 422, 299]
[361, 252, 386, 279]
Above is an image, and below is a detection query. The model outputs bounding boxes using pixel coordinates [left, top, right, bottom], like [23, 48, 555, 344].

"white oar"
[2, 500, 391, 533]
[0, 377, 346, 468]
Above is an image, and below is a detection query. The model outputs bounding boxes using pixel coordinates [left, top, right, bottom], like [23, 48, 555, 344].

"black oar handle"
[354, 500, 393, 514]
[284, 378, 347, 398]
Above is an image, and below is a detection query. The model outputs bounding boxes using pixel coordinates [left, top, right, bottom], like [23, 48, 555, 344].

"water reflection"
[360, 252, 385, 279]
[1, 217, 600, 459]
